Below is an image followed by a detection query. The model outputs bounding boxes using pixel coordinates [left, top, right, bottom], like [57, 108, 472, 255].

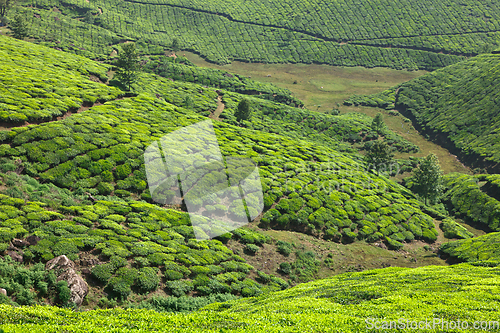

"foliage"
[440, 218, 473, 240]
[394, 53, 500, 168]
[1, 264, 500, 331]
[0, 35, 120, 124]
[234, 98, 252, 122]
[15, 0, 490, 69]
[364, 140, 394, 175]
[9, 12, 29, 40]
[115, 43, 140, 91]
[371, 113, 385, 135]
[441, 232, 500, 263]
[441, 173, 500, 231]
[408, 154, 443, 205]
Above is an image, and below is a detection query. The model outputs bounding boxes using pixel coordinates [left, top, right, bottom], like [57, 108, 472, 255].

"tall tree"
[0, 0, 14, 18]
[235, 98, 252, 122]
[411, 153, 443, 205]
[171, 38, 180, 53]
[115, 43, 139, 91]
[364, 140, 394, 175]
[371, 113, 386, 135]
[9, 12, 29, 40]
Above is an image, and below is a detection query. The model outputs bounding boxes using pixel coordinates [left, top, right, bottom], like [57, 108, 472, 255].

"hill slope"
[345, 52, 500, 172]
[1, 264, 500, 332]
[15, 0, 500, 68]
[0, 35, 453, 308]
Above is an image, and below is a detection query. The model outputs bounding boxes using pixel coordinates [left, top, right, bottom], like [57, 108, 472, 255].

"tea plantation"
[1, 264, 500, 332]
[14, 0, 500, 68]
[1, 20, 500, 330]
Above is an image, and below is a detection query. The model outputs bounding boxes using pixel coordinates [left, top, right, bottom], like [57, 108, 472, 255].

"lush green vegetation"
[0, 35, 121, 124]
[441, 232, 500, 264]
[1, 264, 500, 331]
[442, 173, 500, 231]
[344, 53, 500, 171]
[142, 56, 303, 107]
[12, 0, 492, 69]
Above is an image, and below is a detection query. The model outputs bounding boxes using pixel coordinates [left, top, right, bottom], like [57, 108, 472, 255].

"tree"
[0, 0, 14, 18]
[171, 38, 180, 52]
[371, 113, 386, 135]
[364, 140, 394, 175]
[115, 43, 140, 91]
[9, 12, 29, 40]
[411, 153, 443, 205]
[234, 98, 252, 122]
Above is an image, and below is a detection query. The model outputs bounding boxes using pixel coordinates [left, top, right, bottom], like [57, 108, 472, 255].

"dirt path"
[209, 95, 225, 120]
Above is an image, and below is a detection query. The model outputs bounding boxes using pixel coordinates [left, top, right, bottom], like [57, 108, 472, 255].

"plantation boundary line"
[122, 0, 500, 57]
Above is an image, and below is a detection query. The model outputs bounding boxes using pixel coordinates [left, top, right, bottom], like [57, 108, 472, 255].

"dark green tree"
[0, 0, 14, 18]
[115, 43, 140, 91]
[411, 153, 443, 205]
[9, 12, 29, 40]
[234, 98, 252, 122]
[364, 140, 394, 175]
[371, 113, 386, 135]
[171, 38, 180, 52]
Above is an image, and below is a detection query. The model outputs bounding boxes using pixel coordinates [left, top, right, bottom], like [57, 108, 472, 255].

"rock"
[0, 288, 7, 296]
[12, 239, 29, 248]
[7, 250, 23, 263]
[26, 235, 40, 246]
[46, 255, 89, 306]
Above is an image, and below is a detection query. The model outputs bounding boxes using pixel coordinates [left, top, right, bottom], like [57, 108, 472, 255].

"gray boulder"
[46, 255, 89, 306]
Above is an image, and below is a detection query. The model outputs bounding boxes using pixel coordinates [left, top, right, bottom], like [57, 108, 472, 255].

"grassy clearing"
[183, 51, 426, 111]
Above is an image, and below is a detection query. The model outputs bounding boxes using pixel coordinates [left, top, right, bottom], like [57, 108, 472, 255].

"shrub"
[276, 241, 293, 256]
[245, 244, 259, 254]
[165, 280, 193, 297]
[97, 182, 114, 195]
[56, 280, 71, 305]
[91, 263, 115, 283]
[279, 262, 291, 275]
[136, 267, 160, 292]
[385, 236, 404, 250]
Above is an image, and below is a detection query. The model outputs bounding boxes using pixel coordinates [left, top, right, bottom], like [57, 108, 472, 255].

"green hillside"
[345, 53, 500, 172]
[13, 0, 500, 68]
[442, 232, 500, 264]
[1, 264, 500, 332]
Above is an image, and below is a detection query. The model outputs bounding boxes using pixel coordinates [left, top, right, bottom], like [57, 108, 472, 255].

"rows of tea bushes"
[0, 188, 290, 301]
[441, 232, 500, 264]
[217, 90, 419, 154]
[395, 53, 500, 168]
[0, 92, 433, 247]
[353, 32, 500, 56]
[344, 88, 398, 110]
[0, 35, 122, 124]
[0, 38, 437, 249]
[350, 53, 500, 169]
[442, 173, 500, 231]
[16, 0, 465, 69]
[1, 264, 500, 332]
[142, 56, 303, 107]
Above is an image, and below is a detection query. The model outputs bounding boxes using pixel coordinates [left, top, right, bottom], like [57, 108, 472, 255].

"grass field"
[183, 51, 426, 110]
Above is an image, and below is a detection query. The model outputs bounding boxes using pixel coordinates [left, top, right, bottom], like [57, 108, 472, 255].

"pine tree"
[9, 12, 29, 40]
[364, 140, 394, 175]
[411, 153, 443, 205]
[115, 43, 140, 91]
[235, 98, 252, 122]
[371, 113, 386, 135]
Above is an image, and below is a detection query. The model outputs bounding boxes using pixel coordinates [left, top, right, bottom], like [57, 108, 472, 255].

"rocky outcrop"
[11, 239, 29, 248]
[0, 288, 7, 296]
[46, 255, 89, 306]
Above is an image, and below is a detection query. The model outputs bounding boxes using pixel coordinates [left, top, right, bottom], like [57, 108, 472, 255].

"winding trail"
[209, 95, 225, 121]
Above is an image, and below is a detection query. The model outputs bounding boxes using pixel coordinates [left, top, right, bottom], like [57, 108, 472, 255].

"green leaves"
[410, 153, 443, 205]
